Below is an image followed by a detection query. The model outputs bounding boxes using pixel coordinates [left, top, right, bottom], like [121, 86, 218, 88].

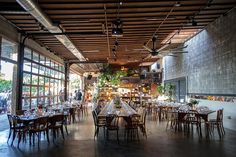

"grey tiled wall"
[164, 8, 236, 95]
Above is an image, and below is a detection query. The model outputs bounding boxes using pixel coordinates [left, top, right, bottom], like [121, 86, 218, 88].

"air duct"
[16, 0, 86, 61]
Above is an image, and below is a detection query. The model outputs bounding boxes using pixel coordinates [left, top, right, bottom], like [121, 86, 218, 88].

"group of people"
[74, 89, 83, 102]
[59, 89, 83, 103]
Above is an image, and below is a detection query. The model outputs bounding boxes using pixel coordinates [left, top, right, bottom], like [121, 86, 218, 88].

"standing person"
[77, 89, 82, 103]
[59, 89, 64, 103]
[74, 90, 77, 100]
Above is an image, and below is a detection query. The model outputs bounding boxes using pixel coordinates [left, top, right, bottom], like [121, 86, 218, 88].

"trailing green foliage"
[0, 78, 12, 92]
[97, 65, 127, 87]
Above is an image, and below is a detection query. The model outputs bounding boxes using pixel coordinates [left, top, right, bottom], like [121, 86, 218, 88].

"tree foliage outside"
[0, 78, 12, 92]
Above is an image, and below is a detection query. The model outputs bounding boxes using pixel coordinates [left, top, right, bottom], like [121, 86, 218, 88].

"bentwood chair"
[184, 110, 202, 137]
[138, 109, 147, 139]
[205, 109, 225, 138]
[106, 114, 119, 143]
[29, 116, 49, 146]
[92, 110, 106, 139]
[48, 114, 65, 142]
[124, 114, 140, 141]
[7, 114, 27, 146]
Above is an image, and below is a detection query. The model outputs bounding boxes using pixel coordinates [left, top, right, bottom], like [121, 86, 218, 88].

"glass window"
[22, 98, 30, 110]
[23, 73, 31, 85]
[23, 60, 31, 72]
[32, 63, 39, 74]
[55, 63, 59, 70]
[31, 86, 38, 97]
[45, 67, 50, 76]
[45, 58, 50, 67]
[1, 38, 18, 61]
[38, 76, 44, 85]
[33, 51, 39, 62]
[39, 66, 45, 75]
[21, 47, 65, 108]
[24, 48, 31, 59]
[39, 55, 45, 65]
[31, 98, 37, 108]
[32, 74, 38, 85]
[51, 61, 54, 68]
[22, 86, 30, 98]
[38, 86, 44, 96]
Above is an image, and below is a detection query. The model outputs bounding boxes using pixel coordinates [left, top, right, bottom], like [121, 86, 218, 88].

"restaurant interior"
[0, 0, 235, 157]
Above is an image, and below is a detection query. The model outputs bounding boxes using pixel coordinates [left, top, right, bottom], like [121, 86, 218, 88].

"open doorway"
[0, 38, 18, 132]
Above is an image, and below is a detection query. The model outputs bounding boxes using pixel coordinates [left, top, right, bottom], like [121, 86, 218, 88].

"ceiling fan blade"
[133, 48, 146, 51]
[166, 54, 178, 57]
[83, 50, 100, 53]
[171, 51, 188, 53]
[144, 54, 152, 60]
[156, 44, 169, 52]
[142, 45, 152, 52]
[170, 45, 188, 51]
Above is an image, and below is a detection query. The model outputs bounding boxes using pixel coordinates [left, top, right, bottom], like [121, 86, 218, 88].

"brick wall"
[164, 8, 236, 95]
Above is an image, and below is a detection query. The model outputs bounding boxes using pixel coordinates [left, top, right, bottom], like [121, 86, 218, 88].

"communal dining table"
[98, 100, 137, 118]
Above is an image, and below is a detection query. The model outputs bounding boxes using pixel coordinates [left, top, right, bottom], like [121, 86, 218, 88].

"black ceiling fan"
[143, 35, 170, 56]
[143, 35, 188, 59]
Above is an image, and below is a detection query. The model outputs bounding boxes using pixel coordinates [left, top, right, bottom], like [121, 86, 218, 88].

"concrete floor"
[0, 110, 236, 157]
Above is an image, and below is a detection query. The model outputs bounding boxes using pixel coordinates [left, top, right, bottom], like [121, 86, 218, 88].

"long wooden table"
[98, 100, 137, 117]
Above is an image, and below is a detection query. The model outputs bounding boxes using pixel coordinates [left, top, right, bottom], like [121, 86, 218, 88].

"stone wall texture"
[164, 8, 236, 95]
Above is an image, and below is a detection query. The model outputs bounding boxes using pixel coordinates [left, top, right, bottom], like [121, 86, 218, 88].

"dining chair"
[138, 109, 147, 139]
[29, 116, 49, 146]
[184, 110, 202, 137]
[7, 114, 27, 146]
[205, 109, 225, 138]
[105, 114, 119, 143]
[92, 110, 106, 139]
[124, 114, 140, 141]
[48, 114, 65, 142]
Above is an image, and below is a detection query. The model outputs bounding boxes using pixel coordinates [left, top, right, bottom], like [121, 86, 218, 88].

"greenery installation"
[97, 64, 128, 88]
[157, 83, 175, 100]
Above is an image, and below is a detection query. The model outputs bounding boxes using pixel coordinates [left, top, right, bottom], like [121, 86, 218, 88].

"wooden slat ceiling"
[0, 0, 235, 70]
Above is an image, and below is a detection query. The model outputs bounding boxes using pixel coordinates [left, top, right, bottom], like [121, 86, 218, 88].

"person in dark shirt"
[77, 89, 82, 102]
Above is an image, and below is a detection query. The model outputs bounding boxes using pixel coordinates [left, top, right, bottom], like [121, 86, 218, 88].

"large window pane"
[45, 58, 50, 67]
[51, 61, 54, 68]
[39, 76, 44, 86]
[33, 51, 39, 62]
[38, 86, 44, 96]
[32, 75, 38, 85]
[32, 63, 39, 74]
[23, 73, 31, 85]
[23, 60, 31, 72]
[39, 55, 45, 65]
[24, 48, 31, 59]
[22, 86, 30, 98]
[1, 38, 18, 61]
[22, 98, 30, 110]
[31, 98, 37, 109]
[39, 66, 45, 75]
[31, 86, 38, 97]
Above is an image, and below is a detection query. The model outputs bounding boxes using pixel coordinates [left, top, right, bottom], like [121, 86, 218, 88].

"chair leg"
[60, 127, 65, 140]
[117, 130, 119, 144]
[64, 125, 69, 135]
[7, 129, 12, 143]
[18, 132, 22, 147]
[46, 130, 50, 144]
[217, 124, 222, 138]
[11, 130, 16, 146]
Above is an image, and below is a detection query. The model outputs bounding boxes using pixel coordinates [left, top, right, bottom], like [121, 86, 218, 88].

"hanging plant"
[97, 64, 127, 87]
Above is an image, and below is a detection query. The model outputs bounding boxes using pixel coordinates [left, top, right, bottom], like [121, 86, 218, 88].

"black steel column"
[16, 35, 27, 110]
[64, 62, 70, 101]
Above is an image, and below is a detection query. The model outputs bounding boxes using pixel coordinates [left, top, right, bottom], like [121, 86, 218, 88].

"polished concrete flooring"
[0, 110, 236, 157]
